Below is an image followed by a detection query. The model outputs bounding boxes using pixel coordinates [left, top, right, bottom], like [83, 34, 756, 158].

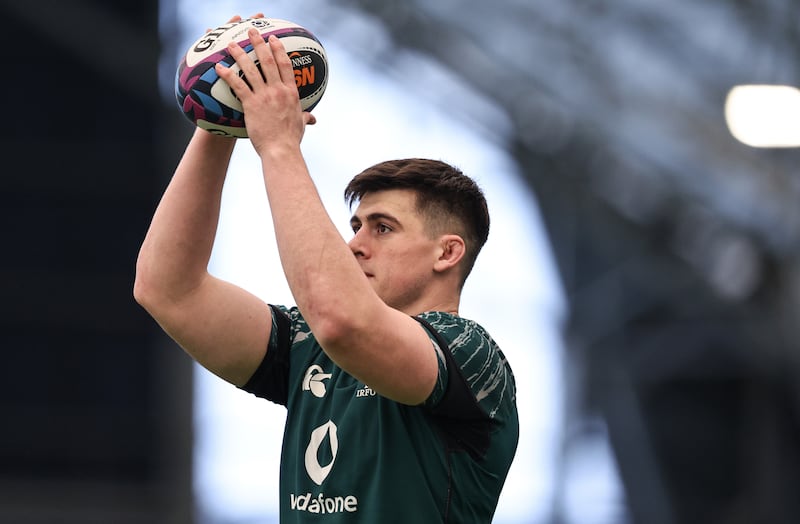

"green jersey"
[241, 307, 519, 523]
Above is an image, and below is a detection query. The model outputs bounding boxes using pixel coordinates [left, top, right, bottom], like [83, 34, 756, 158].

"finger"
[268, 35, 296, 87]
[227, 39, 265, 90]
[249, 29, 283, 86]
[215, 53, 254, 99]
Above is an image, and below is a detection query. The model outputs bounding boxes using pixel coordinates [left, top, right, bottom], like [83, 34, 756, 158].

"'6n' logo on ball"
[289, 50, 327, 101]
[291, 52, 316, 87]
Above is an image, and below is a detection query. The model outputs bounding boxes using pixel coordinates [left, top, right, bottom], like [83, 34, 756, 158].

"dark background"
[1, 0, 193, 521]
[2, 1, 799, 523]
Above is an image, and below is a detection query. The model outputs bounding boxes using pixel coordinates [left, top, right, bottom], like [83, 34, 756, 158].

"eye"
[376, 223, 392, 234]
[351, 223, 362, 233]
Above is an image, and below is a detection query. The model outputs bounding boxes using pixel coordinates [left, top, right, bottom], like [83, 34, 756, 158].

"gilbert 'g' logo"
[302, 365, 331, 397]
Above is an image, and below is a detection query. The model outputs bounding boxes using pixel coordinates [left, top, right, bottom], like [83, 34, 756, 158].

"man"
[135, 17, 518, 522]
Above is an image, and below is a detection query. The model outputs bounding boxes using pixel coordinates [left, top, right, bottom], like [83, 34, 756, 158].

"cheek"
[376, 238, 436, 279]
[388, 245, 427, 269]
[388, 250, 434, 286]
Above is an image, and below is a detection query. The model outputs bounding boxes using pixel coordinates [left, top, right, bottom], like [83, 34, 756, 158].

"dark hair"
[344, 158, 490, 287]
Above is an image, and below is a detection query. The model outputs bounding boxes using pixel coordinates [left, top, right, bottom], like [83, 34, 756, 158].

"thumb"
[304, 112, 317, 126]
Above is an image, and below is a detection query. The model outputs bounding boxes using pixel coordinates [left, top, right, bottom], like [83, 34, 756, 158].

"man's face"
[348, 189, 441, 313]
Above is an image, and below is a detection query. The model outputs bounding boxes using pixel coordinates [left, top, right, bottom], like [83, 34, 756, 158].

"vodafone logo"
[305, 420, 339, 485]
[302, 365, 332, 397]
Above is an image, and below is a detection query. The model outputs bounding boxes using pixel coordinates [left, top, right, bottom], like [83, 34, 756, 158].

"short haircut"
[344, 158, 490, 287]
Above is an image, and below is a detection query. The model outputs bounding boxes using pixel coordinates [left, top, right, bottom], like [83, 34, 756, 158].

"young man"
[134, 17, 518, 522]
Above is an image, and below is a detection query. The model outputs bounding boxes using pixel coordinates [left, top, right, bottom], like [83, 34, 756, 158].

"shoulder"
[417, 311, 499, 361]
[418, 312, 516, 418]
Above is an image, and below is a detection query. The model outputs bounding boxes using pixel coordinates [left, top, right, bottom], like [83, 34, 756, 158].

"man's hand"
[215, 28, 317, 157]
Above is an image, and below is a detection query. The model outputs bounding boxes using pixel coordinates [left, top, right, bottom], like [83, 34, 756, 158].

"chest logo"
[305, 420, 339, 485]
[302, 365, 332, 398]
[356, 385, 376, 397]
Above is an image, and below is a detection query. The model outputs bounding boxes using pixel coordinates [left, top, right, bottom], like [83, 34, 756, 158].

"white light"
[725, 84, 800, 148]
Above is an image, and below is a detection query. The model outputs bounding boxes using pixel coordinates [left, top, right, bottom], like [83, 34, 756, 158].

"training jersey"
[241, 306, 519, 523]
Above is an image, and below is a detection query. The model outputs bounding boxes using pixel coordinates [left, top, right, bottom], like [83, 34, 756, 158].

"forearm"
[261, 149, 435, 403]
[261, 148, 373, 334]
[135, 129, 236, 304]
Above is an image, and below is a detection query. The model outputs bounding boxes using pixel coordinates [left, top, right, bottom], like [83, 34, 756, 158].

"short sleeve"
[418, 312, 515, 422]
[240, 304, 292, 405]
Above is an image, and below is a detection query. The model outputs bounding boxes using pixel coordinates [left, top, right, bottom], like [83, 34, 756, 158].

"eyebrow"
[349, 212, 400, 228]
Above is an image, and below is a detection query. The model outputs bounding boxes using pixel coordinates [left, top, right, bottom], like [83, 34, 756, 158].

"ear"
[433, 235, 466, 273]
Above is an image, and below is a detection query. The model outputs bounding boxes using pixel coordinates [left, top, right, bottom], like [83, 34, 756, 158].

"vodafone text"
[290, 492, 358, 514]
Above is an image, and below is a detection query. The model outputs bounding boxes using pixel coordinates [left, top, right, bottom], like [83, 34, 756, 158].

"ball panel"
[196, 118, 249, 138]
[184, 18, 301, 67]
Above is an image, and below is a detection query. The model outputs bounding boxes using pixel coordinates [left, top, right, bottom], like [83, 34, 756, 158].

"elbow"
[132, 275, 149, 310]
[133, 249, 207, 320]
[133, 261, 156, 313]
[295, 277, 382, 352]
[304, 298, 370, 351]
[133, 256, 172, 316]
[308, 309, 350, 347]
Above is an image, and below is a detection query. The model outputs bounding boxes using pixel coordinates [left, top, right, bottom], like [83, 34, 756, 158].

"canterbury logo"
[302, 365, 332, 397]
[305, 420, 339, 485]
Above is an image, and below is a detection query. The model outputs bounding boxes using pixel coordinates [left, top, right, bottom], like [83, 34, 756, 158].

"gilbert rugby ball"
[175, 18, 328, 138]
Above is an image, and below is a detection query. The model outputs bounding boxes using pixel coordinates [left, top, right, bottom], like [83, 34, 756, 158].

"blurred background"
[2, 0, 799, 523]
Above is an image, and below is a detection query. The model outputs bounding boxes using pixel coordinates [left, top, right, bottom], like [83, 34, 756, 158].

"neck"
[403, 297, 460, 317]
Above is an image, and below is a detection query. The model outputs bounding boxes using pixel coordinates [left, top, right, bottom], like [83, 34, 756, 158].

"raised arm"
[133, 129, 273, 386]
[217, 29, 441, 405]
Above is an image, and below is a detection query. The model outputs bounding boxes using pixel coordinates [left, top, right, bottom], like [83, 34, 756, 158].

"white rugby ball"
[175, 18, 328, 138]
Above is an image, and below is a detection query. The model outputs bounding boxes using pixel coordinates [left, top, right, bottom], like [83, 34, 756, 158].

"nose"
[348, 229, 369, 258]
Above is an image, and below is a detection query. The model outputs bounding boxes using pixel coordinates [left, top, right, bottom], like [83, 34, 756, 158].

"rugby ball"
[175, 18, 328, 138]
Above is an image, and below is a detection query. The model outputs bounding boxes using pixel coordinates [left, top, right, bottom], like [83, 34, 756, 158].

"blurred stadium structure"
[330, 2, 800, 523]
[335, 2, 800, 523]
[1, 0, 799, 522]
